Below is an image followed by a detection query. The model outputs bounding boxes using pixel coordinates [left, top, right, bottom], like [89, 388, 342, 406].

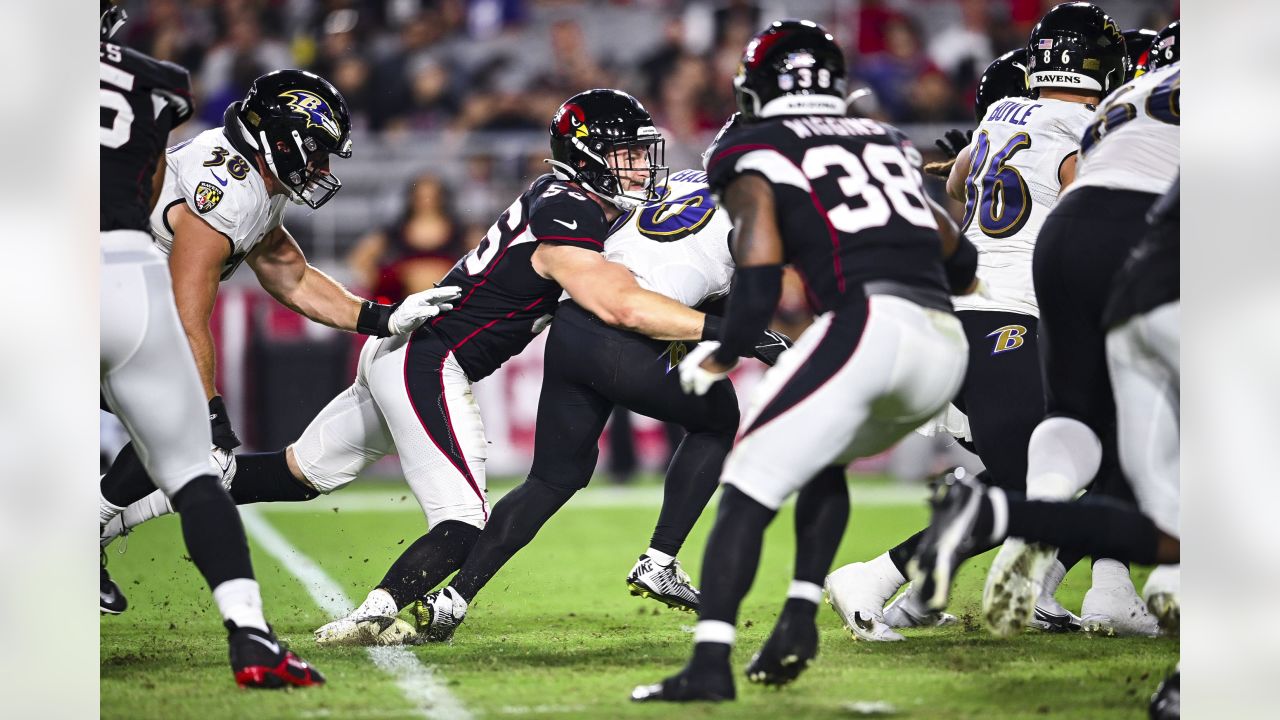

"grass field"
[101, 475, 1177, 719]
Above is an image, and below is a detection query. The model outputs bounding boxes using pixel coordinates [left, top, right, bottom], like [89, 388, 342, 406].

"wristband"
[357, 300, 394, 337]
[700, 314, 723, 342]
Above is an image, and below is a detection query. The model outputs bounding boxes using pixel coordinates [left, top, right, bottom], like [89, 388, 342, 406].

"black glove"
[208, 395, 241, 451]
[751, 328, 793, 366]
[934, 128, 972, 159]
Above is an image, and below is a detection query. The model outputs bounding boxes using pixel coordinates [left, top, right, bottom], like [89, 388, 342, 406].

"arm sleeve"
[529, 189, 609, 252]
[944, 232, 979, 295]
[712, 264, 783, 365]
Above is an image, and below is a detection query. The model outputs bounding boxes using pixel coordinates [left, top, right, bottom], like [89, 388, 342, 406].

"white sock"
[693, 619, 735, 646]
[787, 580, 823, 604]
[1025, 417, 1102, 500]
[988, 486, 1009, 542]
[99, 493, 125, 525]
[1091, 558, 1134, 592]
[358, 588, 399, 617]
[646, 547, 675, 566]
[1041, 559, 1068, 597]
[212, 578, 268, 633]
[122, 490, 174, 531]
[869, 551, 907, 591]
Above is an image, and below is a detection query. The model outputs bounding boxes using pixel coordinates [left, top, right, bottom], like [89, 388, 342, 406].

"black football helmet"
[224, 70, 353, 209]
[734, 20, 848, 121]
[1146, 21, 1179, 72]
[548, 89, 668, 211]
[1026, 2, 1127, 97]
[101, 0, 126, 39]
[1123, 28, 1157, 80]
[974, 49, 1030, 121]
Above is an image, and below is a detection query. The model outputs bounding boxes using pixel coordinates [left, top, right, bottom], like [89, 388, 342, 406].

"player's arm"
[929, 195, 979, 295]
[1058, 152, 1079, 192]
[167, 203, 232, 399]
[533, 244, 707, 341]
[945, 143, 973, 201]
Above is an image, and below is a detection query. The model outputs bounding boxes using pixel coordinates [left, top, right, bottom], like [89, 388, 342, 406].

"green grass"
[101, 476, 1177, 719]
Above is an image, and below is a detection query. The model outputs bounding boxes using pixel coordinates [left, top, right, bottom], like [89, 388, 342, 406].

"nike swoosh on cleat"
[552, 218, 578, 230]
[246, 633, 281, 656]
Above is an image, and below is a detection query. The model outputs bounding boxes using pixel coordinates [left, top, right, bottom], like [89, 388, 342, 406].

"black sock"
[228, 451, 319, 504]
[1057, 548, 1086, 573]
[648, 429, 733, 557]
[888, 530, 926, 578]
[697, 485, 777, 626]
[171, 475, 254, 589]
[1004, 493, 1159, 565]
[379, 520, 481, 608]
[449, 476, 577, 602]
[688, 640, 732, 673]
[792, 467, 849, 585]
[101, 442, 160, 507]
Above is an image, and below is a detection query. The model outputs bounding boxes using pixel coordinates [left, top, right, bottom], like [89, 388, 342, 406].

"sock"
[646, 547, 675, 567]
[212, 577, 268, 633]
[378, 520, 481, 608]
[99, 493, 125, 526]
[450, 476, 576, 602]
[1091, 558, 1134, 591]
[648, 428, 733, 557]
[696, 484, 777, 626]
[689, 621, 734, 672]
[171, 475, 255, 591]
[355, 588, 399, 618]
[1025, 417, 1102, 500]
[1042, 559, 1069, 597]
[229, 451, 319, 504]
[101, 442, 162, 508]
[103, 490, 175, 547]
[1002, 493, 1160, 565]
[787, 579, 823, 606]
[792, 466, 850, 586]
[887, 530, 926, 578]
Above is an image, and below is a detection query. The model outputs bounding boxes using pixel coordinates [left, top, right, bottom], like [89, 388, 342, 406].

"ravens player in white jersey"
[411, 164, 792, 642]
[99, 1, 323, 688]
[910, 19, 1181, 640]
[634, 21, 978, 702]
[98, 69, 459, 608]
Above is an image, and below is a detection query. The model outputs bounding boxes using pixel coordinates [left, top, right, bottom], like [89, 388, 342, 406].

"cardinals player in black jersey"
[633, 21, 978, 702]
[99, 0, 323, 689]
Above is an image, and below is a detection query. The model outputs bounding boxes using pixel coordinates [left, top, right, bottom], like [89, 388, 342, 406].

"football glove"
[679, 341, 736, 396]
[208, 395, 241, 451]
[751, 329, 793, 366]
[358, 286, 463, 337]
[934, 129, 972, 159]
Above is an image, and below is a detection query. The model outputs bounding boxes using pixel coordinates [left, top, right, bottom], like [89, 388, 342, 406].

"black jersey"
[100, 42, 192, 233]
[704, 115, 949, 313]
[428, 174, 610, 381]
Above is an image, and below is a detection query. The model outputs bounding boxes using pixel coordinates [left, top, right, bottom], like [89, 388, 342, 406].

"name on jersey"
[782, 116, 886, 139]
[984, 100, 1042, 126]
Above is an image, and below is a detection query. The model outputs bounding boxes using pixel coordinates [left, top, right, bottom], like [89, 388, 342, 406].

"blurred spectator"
[682, 0, 784, 55]
[855, 15, 947, 122]
[639, 16, 687, 100]
[198, 9, 292, 124]
[848, 0, 902, 57]
[928, 0, 995, 92]
[347, 173, 466, 301]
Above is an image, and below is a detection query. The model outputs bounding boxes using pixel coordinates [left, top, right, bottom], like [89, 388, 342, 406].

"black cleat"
[100, 552, 127, 615]
[907, 469, 987, 613]
[631, 666, 735, 703]
[745, 614, 819, 687]
[1149, 668, 1179, 720]
[228, 622, 326, 689]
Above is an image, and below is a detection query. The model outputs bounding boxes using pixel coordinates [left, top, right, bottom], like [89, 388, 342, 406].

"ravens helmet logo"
[279, 90, 341, 140]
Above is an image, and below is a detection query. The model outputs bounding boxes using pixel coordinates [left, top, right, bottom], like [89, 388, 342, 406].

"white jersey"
[953, 97, 1093, 317]
[601, 170, 735, 308]
[149, 128, 289, 280]
[1070, 64, 1180, 196]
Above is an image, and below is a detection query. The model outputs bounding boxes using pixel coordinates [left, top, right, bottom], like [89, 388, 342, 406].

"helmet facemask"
[549, 129, 669, 211]
[258, 127, 352, 209]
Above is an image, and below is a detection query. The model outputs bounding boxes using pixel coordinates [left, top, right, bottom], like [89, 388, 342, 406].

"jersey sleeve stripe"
[734, 149, 813, 190]
[708, 142, 778, 168]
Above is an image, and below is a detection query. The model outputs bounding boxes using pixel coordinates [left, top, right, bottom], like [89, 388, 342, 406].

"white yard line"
[240, 507, 472, 720]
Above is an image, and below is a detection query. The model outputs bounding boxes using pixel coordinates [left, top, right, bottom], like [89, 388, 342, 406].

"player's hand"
[208, 395, 241, 451]
[385, 286, 463, 335]
[531, 313, 554, 335]
[751, 328, 793, 366]
[934, 129, 972, 159]
[679, 341, 736, 396]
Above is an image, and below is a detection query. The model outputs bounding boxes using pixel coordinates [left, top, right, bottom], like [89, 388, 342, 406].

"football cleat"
[228, 622, 325, 689]
[1149, 667, 1180, 720]
[314, 612, 400, 647]
[627, 555, 700, 613]
[907, 469, 985, 613]
[1029, 597, 1082, 633]
[412, 586, 468, 643]
[824, 563, 904, 642]
[745, 613, 819, 687]
[982, 539, 1057, 637]
[1080, 583, 1160, 637]
[1143, 564, 1180, 635]
[882, 587, 958, 629]
[100, 551, 127, 615]
[631, 666, 735, 703]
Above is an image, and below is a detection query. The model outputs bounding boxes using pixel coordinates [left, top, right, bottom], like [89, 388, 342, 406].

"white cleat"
[315, 589, 416, 646]
[1027, 559, 1080, 632]
[1081, 584, 1160, 637]
[882, 586, 957, 629]
[982, 539, 1057, 638]
[1142, 564, 1180, 635]
[825, 561, 905, 642]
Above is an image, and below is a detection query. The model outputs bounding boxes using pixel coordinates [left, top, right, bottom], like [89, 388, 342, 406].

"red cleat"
[227, 622, 326, 689]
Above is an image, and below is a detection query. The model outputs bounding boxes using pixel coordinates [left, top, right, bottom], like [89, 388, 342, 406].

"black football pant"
[449, 301, 740, 602]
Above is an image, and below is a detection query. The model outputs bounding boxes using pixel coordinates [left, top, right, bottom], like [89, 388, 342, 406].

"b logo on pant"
[987, 324, 1027, 355]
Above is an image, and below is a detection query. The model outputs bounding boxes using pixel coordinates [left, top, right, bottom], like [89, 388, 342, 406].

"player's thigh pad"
[1106, 308, 1180, 538]
[100, 231, 215, 495]
[367, 336, 490, 528]
[292, 338, 394, 493]
[725, 296, 967, 509]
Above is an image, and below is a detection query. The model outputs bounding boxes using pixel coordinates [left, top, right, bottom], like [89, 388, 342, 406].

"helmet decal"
[279, 90, 341, 141]
[554, 103, 589, 139]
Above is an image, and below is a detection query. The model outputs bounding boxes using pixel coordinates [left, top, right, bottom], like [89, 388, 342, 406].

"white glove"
[386, 286, 463, 335]
[678, 341, 736, 396]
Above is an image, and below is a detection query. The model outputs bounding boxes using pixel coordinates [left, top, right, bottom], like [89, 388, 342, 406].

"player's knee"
[527, 469, 590, 498]
[425, 503, 489, 531]
[288, 446, 356, 495]
[170, 474, 228, 514]
[1026, 415, 1101, 500]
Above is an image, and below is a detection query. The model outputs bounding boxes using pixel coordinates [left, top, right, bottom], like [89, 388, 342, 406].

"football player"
[909, 19, 1180, 637]
[97, 67, 460, 604]
[633, 21, 977, 702]
[411, 156, 792, 642]
[99, 1, 324, 688]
